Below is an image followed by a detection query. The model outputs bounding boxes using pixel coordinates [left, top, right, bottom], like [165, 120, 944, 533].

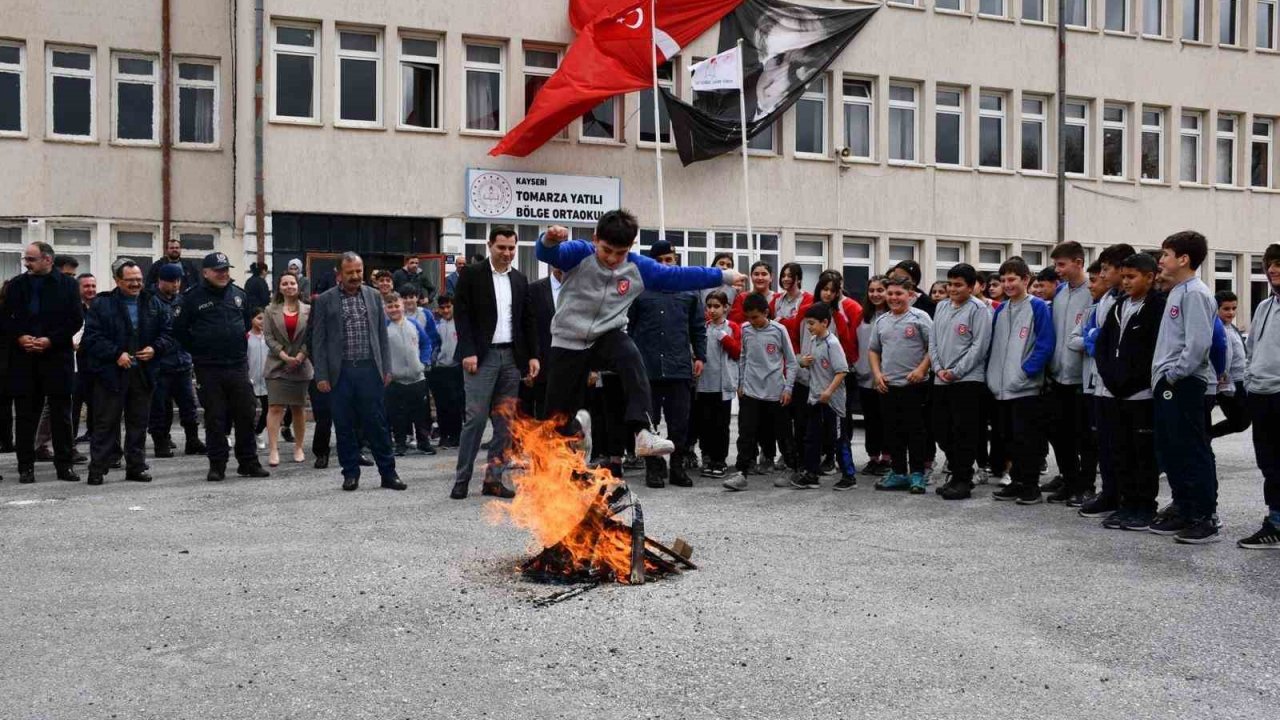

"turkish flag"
[489, 0, 743, 158]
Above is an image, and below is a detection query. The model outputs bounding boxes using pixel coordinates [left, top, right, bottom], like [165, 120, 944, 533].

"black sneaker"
[1120, 512, 1155, 532]
[1065, 493, 1089, 508]
[833, 474, 857, 491]
[393, 446, 407, 457]
[1174, 517, 1221, 544]
[1077, 495, 1119, 518]
[789, 472, 820, 489]
[992, 485, 1021, 502]
[702, 463, 726, 479]
[1040, 474, 1065, 493]
[1237, 519, 1280, 550]
[1015, 486, 1043, 505]
[819, 458, 837, 476]
[1148, 513, 1192, 536]
[1100, 511, 1127, 530]
[1045, 488, 1073, 504]
[1154, 503, 1180, 524]
[939, 481, 973, 500]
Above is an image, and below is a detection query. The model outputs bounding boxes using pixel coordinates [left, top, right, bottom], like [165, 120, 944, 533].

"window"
[1144, 0, 1166, 34]
[889, 242, 918, 264]
[980, 0, 1005, 16]
[710, 230, 780, 276]
[272, 22, 320, 121]
[1102, 104, 1126, 178]
[1064, 0, 1089, 26]
[793, 234, 828, 284]
[979, 92, 1005, 168]
[1022, 244, 1049, 269]
[1252, 255, 1271, 314]
[936, 243, 964, 280]
[115, 229, 157, 276]
[1102, 0, 1125, 30]
[0, 41, 24, 135]
[1023, 0, 1046, 21]
[1141, 107, 1164, 180]
[978, 244, 1006, 272]
[1021, 95, 1046, 171]
[1259, 0, 1277, 48]
[175, 60, 217, 145]
[1214, 254, 1236, 294]
[464, 43, 504, 132]
[523, 47, 563, 137]
[52, 227, 92, 274]
[937, 0, 963, 10]
[1180, 112, 1203, 183]
[842, 237, 875, 299]
[1219, 0, 1238, 44]
[748, 123, 777, 153]
[1216, 114, 1237, 185]
[1064, 100, 1088, 175]
[935, 87, 964, 166]
[842, 78, 873, 160]
[795, 75, 827, 155]
[400, 36, 442, 130]
[336, 29, 381, 125]
[47, 46, 95, 139]
[888, 83, 918, 162]
[178, 231, 217, 251]
[1252, 118, 1272, 188]
[1183, 0, 1203, 40]
[640, 60, 674, 144]
[581, 96, 620, 141]
[113, 54, 158, 142]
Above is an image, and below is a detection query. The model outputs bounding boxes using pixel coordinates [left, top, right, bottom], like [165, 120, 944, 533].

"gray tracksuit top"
[930, 297, 992, 385]
[1247, 291, 1280, 395]
[1152, 276, 1217, 388]
[986, 295, 1055, 400]
[805, 332, 849, 416]
[1050, 279, 1091, 385]
[738, 320, 797, 401]
[868, 308, 933, 387]
[698, 319, 740, 401]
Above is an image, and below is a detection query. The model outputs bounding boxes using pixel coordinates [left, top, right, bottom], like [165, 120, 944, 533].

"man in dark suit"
[520, 267, 562, 420]
[144, 237, 201, 291]
[311, 252, 404, 492]
[2, 242, 84, 483]
[451, 227, 539, 499]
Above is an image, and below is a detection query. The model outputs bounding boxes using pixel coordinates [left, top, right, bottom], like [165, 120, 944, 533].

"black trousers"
[788, 383, 811, 462]
[1211, 384, 1252, 438]
[194, 364, 259, 467]
[1248, 392, 1280, 512]
[694, 391, 731, 465]
[545, 329, 651, 436]
[386, 379, 429, 448]
[736, 396, 795, 471]
[1047, 382, 1096, 493]
[519, 379, 549, 422]
[994, 395, 1047, 491]
[72, 370, 94, 439]
[90, 368, 152, 475]
[804, 402, 839, 475]
[14, 376, 74, 470]
[429, 365, 464, 442]
[148, 369, 200, 440]
[254, 395, 268, 434]
[857, 385, 884, 458]
[0, 390, 13, 446]
[932, 381, 985, 484]
[1093, 394, 1118, 502]
[983, 388, 1006, 474]
[1109, 397, 1159, 515]
[1153, 377, 1218, 520]
[650, 379, 692, 454]
[882, 384, 929, 475]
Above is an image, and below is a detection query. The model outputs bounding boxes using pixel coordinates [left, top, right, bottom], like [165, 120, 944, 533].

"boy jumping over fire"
[537, 210, 746, 457]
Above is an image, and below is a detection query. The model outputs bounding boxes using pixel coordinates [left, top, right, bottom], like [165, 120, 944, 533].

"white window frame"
[1021, 244, 1050, 269]
[1216, 113, 1238, 187]
[0, 224, 24, 279]
[335, 27, 383, 128]
[979, 0, 1006, 18]
[174, 57, 219, 148]
[1104, 0, 1129, 31]
[111, 52, 159, 145]
[1102, 103, 1127, 179]
[398, 34, 443, 131]
[1180, 111, 1203, 184]
[1023, 0, 1047, 22]
[50, 225, 94, 276]
[979, 91, 1006, 169]
[936, 0, 964, 12]
[936, 242, 965, 281]
[1140, 106, 1164, 181]
[462, 41, 506, 134]
[523, 45, 563, 138]
[841, 76, 874, 161]
[1252, 117, 1274, 189]
[1259, 0, 1278, 49]
[935, 86, 965, 167]
[794, 75, 828, 157]
[1064, 99, 1089, 177]
[1218, 0, 1240, 45]
[174, 228, 219, 254]
[1214, 253, 1237, 294]
[1064, 0, 1090, 27]
[46, 45, 96, 141]
[0, 40, 26, 137]
[888, 82, 919, 164]
[1143, 0, 1167, 35]
[1021, 94, 1047, 172]
[270, 20, 321, 123]
[113, 226, 159, 262]
[888, 241, 919, 264]
[580, 96, 622, 143]
[793, 234, 829, 283]
[1183, 0, 1204, 41]
[639, 59, 675, 147]
[841, 237, 876, 280]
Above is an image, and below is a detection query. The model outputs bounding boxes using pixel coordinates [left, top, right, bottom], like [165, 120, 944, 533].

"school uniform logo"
[1170, 306, 1180, 319]
[617, 279, 631, 295]
[957, 324, 969, 336]
[766, 343, 778, 355]
[904, 326, 917, 338]
[820, 358, 831, 370]
[1019, 327, 1029, 339]
[1075, 312, 1083, 325]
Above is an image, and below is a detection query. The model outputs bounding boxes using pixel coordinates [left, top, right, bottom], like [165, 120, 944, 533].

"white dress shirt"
[491, 259, 514, 345]
[550, 272, 563, 309]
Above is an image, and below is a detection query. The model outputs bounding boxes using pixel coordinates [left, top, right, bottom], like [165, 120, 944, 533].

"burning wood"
[487, 410, 694, 585]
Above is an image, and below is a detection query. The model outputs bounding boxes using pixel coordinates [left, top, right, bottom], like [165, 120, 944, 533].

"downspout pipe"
[1056, 0, 1066, 244]
[162, 0, 172, 245]
[254, 0, 266, 267]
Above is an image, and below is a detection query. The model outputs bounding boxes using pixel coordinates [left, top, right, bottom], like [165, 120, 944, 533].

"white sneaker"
[634, 429, 674, 457]
[573, 409, 593, 460]
[256, 435, 266, 450]
[721, 473, 748, 491]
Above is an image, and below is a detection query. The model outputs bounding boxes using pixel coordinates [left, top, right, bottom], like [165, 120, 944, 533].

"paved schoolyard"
[1, 423, 1276, 720]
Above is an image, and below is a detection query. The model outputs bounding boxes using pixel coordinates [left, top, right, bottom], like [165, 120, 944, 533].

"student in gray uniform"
[1148, 231, 1220, 544]
[869, 276, 934, 494]
[723, 293, 797, 491]
[1045, 241, 1097, 505]
[1238, 243, 1280, 549]
[429, 295, 462, 448]
[791, 303, 854, 490]
[1209, 290, 1251, 440]
[987, 257, 1055, 505]
[930, 264, 992, 500]
[695, 291, 741, 479]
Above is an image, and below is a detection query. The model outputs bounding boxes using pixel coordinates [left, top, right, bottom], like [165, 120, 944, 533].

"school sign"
[465, 169, 621, 224]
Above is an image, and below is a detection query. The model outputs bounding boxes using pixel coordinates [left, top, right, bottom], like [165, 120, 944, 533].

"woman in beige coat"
[264, 273, 314, 466]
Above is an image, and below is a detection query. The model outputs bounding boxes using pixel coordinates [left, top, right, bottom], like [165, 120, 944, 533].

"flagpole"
[650, 0, 666, 239]
[736, 38, 753, 263]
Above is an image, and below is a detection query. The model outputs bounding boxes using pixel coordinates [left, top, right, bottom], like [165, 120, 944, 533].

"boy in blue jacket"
[987, 257, 1055, 505]
[537, 210, 745, 457]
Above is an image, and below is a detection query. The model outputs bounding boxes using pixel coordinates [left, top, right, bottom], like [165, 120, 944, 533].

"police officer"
[149, 263, 206, 457]
[172, 252, 270, 482]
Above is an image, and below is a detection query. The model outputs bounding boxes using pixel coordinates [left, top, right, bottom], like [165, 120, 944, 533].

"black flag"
[661, 0, 877, 165]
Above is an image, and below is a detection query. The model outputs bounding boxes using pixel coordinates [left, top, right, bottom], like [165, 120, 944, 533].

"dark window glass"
[0, 72, 19, 131]
[339, 58, 377, 122]
[53, 76, 92, 136]
[117, 82, 154, 139]
[276, 55, 314, 118]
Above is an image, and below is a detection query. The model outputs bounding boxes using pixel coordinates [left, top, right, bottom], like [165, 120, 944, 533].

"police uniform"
[172, 252, 267, 480]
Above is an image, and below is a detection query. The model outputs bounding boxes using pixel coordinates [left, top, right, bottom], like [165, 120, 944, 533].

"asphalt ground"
[1, 421, 1277, 720]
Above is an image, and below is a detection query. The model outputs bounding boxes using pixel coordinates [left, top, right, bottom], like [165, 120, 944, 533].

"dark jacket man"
[629, 289, 707, 382]
[393, 261, 436, 303]
[145, 257, 200, 292]
[173, 279, 251, 367]
[82, 288, 175, 392]
[453, 260, 538, 375]
[2, 268, 83, 394]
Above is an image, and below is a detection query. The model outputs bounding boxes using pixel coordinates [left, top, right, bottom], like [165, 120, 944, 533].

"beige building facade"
[4, 0, 1279, 320]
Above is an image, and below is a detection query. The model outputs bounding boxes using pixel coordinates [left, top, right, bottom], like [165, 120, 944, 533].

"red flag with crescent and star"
[489, 0, 744, 157]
